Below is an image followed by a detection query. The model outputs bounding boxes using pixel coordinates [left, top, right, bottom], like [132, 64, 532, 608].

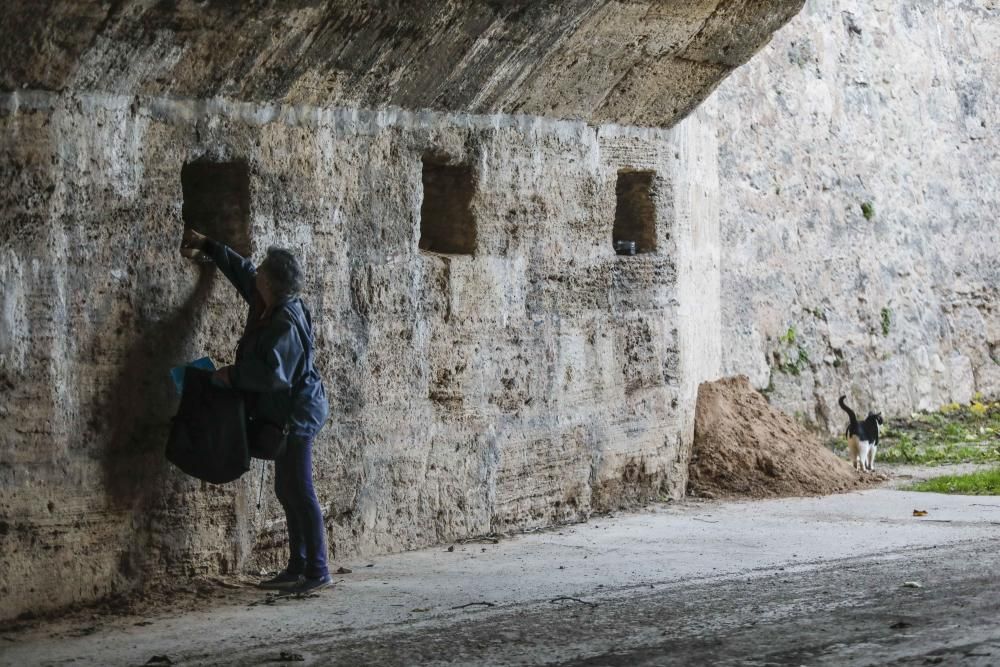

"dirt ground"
[3, 488, 999, 666]
[5, 459, 988, 661]
[688, 375, 884, 499]
[0, 574, 263, 644]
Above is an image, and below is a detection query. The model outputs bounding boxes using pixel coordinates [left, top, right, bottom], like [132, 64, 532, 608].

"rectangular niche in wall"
[181, 160, 251, 257]
[613, 170, 656, 255]
[419, 157, 477, 255]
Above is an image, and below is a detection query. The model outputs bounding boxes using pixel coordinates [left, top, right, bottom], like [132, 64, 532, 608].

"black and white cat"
[839, 395, 883, 472]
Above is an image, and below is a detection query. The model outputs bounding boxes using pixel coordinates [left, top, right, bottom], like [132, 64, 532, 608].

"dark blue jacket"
[205, 240, 329, 439]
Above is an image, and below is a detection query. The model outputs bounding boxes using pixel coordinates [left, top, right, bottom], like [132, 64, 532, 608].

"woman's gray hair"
[260, 246, 304, 301]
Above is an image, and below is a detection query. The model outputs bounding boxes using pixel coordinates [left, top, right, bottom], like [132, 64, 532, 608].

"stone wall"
[0, 0, 803, 129]
[0, 0, 813, 622]
[0, 92, 720, 620]
[710, 0, 1000, 430]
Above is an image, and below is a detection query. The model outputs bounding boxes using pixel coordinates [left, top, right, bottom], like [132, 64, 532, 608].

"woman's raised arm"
[181, 228, 257, 304]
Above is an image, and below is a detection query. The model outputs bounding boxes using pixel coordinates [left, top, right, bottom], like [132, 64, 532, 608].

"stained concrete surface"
[0, 0, 803, 128]
[3, 485, 999, 666]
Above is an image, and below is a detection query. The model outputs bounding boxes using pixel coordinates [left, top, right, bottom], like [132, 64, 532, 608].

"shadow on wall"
[97, 265, 216, 583]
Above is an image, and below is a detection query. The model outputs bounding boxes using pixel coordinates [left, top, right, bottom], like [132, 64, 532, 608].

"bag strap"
[274, 298, 316, 394]
[294, 299, 316, 376]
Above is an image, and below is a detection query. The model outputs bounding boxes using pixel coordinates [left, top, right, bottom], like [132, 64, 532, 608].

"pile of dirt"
[688, 376, 882, 499]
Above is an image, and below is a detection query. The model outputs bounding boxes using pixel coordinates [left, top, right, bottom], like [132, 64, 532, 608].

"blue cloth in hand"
[170, 357, 216, 395]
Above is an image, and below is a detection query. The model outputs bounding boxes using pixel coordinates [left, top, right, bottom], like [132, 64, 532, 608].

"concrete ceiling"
[0, 0, 803, 128]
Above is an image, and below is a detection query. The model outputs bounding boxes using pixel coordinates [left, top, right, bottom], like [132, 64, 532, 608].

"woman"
[181, 228, 331, 593]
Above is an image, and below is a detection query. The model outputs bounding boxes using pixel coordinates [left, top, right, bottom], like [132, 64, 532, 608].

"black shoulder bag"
[247, 417, 289, 460]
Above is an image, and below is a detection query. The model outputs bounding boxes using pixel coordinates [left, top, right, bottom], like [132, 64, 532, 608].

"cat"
[838, 395, 883, 472]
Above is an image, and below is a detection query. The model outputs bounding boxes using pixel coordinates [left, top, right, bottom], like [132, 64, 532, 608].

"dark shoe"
[258, 570, 303, 590]
[287, 574, 332, 595]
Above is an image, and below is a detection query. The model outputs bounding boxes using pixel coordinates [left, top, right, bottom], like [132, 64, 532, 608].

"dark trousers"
[273, 436, 328, 578]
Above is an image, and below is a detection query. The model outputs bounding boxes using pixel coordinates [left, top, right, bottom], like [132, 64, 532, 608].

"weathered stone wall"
[710, 0, 1000, 429]
[0, 0, 809, 620]
[0, 0, 803, 129]
[0, 91, 720, 619]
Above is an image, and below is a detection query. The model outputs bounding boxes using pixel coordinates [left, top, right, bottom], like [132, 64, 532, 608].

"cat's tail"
[838, 395, 859, 433]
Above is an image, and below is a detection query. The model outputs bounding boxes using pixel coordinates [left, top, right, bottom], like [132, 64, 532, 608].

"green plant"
[880, 307, 892, 336]
[909, 467, 1000, 495]
[773, 325, 813, 376]
[777, 346, 811, 376]
[861, 201, 875, 221]
[797, 347, 810, 365]
[875, 399, 1000, 466]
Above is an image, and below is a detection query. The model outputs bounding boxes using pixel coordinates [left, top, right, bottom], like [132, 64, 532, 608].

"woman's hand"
[180, 228, 209, 260]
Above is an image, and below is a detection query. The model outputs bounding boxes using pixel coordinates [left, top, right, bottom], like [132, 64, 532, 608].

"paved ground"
[3, 480, 1000, 666]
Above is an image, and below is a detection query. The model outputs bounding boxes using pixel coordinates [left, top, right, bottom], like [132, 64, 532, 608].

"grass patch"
[829, 399, 1000, 465]
[909, 467, 1000, 495]
[772, 325, 811, 376]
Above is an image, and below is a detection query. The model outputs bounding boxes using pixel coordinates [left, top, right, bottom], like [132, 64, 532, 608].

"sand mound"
[688, 376, 880, 499]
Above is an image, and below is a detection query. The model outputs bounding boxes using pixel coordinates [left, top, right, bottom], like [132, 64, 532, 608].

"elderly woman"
[181, 228, 331, 593]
